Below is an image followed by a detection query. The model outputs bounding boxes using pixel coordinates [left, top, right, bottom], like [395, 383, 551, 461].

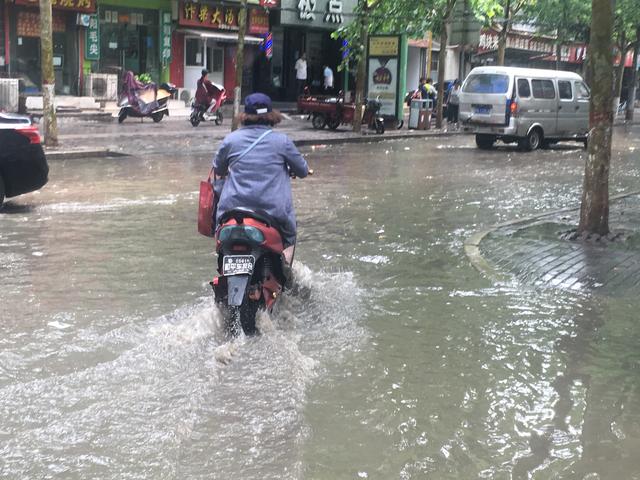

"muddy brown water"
[2, 129, 640, 478]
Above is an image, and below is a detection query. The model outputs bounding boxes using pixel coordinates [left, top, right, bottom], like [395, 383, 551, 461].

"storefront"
[7, 0, 96, 94]
[170, 0, 269, 98]
[94, 0, 171, 84]
[1, 0, 7, 74]
[271, 0, 356, 100]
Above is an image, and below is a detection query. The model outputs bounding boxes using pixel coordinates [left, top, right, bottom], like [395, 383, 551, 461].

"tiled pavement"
[474, 193, 640, 294]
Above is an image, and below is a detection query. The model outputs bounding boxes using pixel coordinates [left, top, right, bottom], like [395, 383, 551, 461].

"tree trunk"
[353, 2, 368, 133]
[578, 0, 615, 236]
[231, 0, 247, 131]
[626, 27, 640, 121]
[39, 0, 58, 146]
[435, 19, 449, 128]
[496, 0, 510, 66]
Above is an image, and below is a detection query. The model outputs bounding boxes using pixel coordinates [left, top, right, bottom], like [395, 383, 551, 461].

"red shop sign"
[15, 0, 96, 13]
[259, 0, 280, 8]
[248, 9, 269, 35]
[180, 1, 239, 30]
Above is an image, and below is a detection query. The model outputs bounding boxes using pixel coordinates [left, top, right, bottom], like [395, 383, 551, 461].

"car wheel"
[476, 134, 496, 150]
[520, 128, 543, 151]
[0, 174, 4, 209]
[312, 113, 326, 129]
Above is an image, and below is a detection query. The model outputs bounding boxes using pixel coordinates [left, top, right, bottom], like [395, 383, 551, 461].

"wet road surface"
[2, 128, 640, 478]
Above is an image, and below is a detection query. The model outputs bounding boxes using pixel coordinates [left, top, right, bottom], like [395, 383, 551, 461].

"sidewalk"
[466, 192, 640, 294]
[43, 113, 460, 158]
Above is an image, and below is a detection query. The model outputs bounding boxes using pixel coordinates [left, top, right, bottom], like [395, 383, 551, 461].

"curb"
[293, 130, 460, 147]
[45, 148, 129, 160]
[464, 189, 640, 281]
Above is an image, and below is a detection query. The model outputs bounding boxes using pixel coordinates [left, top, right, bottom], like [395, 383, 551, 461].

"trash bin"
[409, 98, 432, 129]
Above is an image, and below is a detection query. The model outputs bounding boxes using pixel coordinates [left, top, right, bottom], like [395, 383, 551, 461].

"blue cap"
[244, 93, 272, 115]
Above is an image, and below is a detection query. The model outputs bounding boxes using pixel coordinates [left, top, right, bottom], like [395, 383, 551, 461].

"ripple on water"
[0, 262, 365, 479]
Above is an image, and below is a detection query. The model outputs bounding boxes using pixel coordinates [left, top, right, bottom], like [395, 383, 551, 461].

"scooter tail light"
[16, 125, 42, 144]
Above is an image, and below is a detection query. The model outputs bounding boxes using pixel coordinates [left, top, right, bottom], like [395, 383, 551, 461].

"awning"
[177, 28, 263, 45]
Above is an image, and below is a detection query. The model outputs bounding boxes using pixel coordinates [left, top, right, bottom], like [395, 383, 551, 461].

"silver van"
[459, 66, 590, 150]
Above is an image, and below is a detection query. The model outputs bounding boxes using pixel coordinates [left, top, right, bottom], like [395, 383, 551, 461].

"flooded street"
[2, 129, 640, 478]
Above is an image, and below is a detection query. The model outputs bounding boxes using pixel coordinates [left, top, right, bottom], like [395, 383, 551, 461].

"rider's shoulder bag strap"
[233, 129, 272, 163]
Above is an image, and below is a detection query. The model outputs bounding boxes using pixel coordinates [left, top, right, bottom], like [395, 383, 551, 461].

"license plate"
[475, 106, 491, 114]
[222, 255, 255, 276]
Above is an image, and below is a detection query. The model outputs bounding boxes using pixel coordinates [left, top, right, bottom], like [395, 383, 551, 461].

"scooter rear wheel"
[152, 112, 164, 123]
[226, 301, 259, 337]
[118, 110, 127, 124]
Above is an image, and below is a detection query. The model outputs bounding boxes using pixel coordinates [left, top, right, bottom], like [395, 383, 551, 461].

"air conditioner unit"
[84, 73, 118, 100]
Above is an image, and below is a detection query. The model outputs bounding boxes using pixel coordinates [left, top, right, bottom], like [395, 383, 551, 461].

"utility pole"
[231, 0, 247, 131]
[353, 0, 368, 133]
[39, 0, 58, 146]
[577, 0, 615, 236]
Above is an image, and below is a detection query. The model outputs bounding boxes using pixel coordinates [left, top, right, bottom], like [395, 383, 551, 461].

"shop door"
[184, 37, 204, 92]
[184, 38, 224, 92]
[206, 46, 224, 87]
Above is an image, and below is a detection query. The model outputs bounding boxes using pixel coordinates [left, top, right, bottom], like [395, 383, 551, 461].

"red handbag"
[198, 167, 216, 237]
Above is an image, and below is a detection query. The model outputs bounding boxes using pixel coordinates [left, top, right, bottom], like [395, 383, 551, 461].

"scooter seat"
[219, 207, 284, 236]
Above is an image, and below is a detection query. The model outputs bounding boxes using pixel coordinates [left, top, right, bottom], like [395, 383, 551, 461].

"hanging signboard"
[159, 11, 172, 65]
[85, 14, 99, 60]
[367, 35, 401, 118]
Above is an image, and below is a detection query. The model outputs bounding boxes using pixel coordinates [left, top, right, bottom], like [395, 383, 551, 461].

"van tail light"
[509, 101, 518, 116]
[16, 125, 42, 144]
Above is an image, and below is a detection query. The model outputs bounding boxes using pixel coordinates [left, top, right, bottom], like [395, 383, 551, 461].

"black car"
[0, 113, 49, 207]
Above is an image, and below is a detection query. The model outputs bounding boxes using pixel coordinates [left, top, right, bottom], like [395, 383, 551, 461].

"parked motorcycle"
[210, 172, 312, 337]
[118, 71, 177, 124]
[190, 82, 227, 127]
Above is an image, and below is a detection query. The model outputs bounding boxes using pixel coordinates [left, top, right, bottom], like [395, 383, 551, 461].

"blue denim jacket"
[212, 125, 308, 245]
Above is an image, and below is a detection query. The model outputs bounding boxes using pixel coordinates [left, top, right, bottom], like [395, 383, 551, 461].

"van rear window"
[462, 74, 510, 94]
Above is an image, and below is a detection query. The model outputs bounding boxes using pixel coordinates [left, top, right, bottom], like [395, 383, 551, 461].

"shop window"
[186, 38, 204, 66]
[209, 48, 223, 72]
[430, 56, 438, 75]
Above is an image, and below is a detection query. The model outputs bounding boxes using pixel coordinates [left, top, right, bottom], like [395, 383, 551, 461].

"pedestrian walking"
[447, 79, 461, 125]
[295, 53, 307, 96]
[323, 65, 334, 93]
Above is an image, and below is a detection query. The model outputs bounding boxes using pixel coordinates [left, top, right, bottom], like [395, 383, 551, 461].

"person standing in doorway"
[323, 64, 334, 94]
[295, 53, 307, 96]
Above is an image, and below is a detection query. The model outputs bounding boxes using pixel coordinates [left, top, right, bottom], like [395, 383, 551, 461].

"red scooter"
[210, 172, 312, 336]
[210, 207, 290, 336]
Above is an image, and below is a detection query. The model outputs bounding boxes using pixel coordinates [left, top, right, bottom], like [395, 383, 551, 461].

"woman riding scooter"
[212, 93, 309, 266]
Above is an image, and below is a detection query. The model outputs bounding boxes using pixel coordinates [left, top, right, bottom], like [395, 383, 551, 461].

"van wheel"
[476, 134, 496, 150]
[520, 128, 543, 151]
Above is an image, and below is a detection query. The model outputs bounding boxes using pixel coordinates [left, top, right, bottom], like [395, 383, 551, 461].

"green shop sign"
[160, 11, 172, 65]
[85, 14, 100, 60]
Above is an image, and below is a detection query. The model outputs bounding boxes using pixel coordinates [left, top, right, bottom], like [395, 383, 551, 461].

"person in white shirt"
[323, 65, 334, 93]
[294, 53, 307, 96]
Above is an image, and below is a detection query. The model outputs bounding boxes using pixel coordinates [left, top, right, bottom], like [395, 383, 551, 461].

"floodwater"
[2, 128, 640, 479]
